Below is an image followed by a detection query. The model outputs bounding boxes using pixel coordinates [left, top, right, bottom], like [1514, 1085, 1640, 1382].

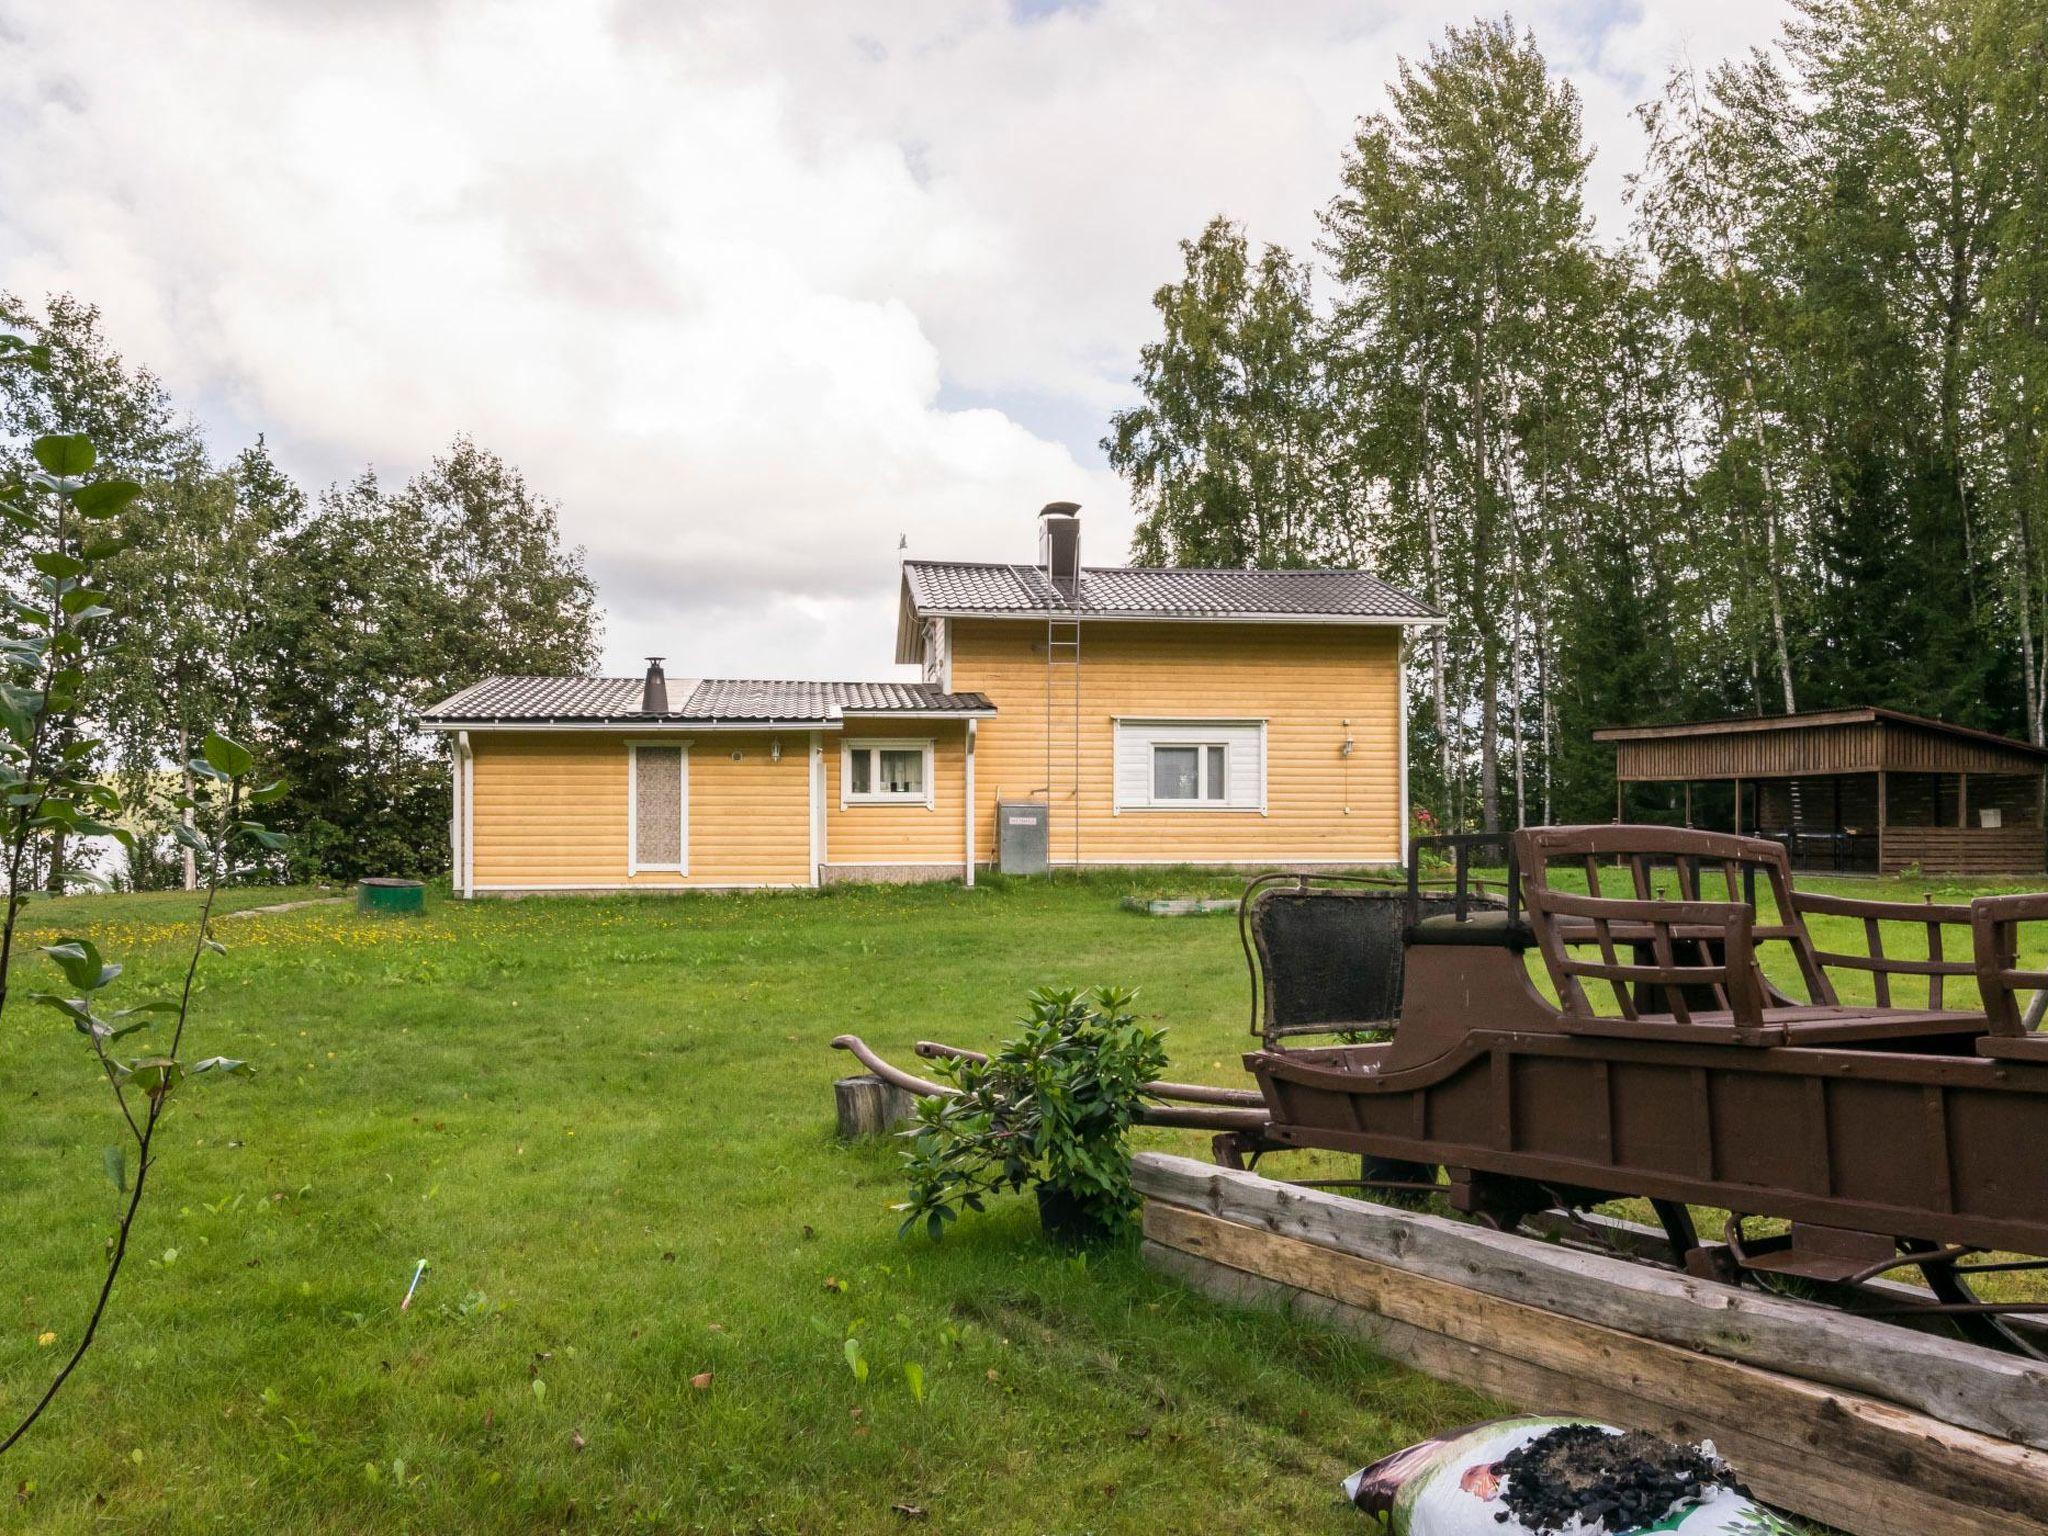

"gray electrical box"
[997, 800, 1049, 875]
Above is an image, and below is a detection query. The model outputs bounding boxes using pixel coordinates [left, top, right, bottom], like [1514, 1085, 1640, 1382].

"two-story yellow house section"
[895, 505, 1443, 873]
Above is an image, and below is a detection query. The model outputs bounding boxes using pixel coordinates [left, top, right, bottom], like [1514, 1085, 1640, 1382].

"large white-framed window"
[628, 741, 688, 874]
[1113, 719, 1266, 813]
[842, 738, 935, 809]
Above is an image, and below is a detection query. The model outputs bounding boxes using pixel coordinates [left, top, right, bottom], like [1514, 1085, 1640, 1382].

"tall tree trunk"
[1737, 367, 1798, 713]
[1539, 637, 1556, 827]
[2013, 290, 2044, 744]
[1479, 657, 1502, 834]
[179, 720, 197, 892]
[1418, 388, 1453, 821]
[42, 720, 72, 894]
[1510, 634, 1526, 829]
[1471, 300, 1501, 833]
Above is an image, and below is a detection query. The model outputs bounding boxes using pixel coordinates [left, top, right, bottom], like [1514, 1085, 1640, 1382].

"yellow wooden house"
[421, 505, 1442, 893]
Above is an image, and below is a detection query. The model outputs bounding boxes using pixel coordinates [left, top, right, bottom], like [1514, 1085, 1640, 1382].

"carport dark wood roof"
[1594, 707, 2048, 782]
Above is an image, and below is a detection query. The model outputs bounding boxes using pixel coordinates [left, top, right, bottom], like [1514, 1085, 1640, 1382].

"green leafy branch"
[0, 371, 287, 1456]
[0, 726, 280, 1456]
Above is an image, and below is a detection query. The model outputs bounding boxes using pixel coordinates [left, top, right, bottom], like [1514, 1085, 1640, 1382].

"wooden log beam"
[1131, 1152, 2048, 1450]
[913, 1039, 1265, 1107]
[1142, 1231, 2048, 1536]
[830, 1039, 1268, 1133]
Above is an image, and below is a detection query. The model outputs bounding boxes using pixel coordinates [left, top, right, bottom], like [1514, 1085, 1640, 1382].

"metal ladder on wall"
[1044, 616, 1082, 870]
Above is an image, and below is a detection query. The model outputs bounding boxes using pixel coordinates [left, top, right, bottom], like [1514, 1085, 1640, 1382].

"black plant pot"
[1035, 1184, 1119, 1248]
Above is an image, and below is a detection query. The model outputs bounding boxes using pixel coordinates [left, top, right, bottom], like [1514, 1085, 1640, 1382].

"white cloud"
[0, 0, 1790, 679]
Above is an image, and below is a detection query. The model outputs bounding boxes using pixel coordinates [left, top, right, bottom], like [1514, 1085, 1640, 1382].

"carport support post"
[1878, 769, 1887, 875]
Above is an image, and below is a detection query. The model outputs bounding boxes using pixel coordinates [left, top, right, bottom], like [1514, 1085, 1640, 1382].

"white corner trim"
[1397, 634, 1411, 870]
[453, 730, 474, 898]
[809, 730, 825, 887]
[964, 717, 977, 887]
[840, 737, 937, 810]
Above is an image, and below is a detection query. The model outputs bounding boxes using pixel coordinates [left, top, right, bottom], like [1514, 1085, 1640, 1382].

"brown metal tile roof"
[420, 675, 994, 725]
[901, 560, 1440, 621]
[684, 679, 993, 720]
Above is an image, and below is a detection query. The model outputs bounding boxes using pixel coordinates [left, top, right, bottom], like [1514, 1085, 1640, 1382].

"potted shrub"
[898, 986, 1166, 1247]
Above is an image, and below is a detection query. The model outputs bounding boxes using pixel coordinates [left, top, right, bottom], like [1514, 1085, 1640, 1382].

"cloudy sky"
[0, 0, 1790, 682]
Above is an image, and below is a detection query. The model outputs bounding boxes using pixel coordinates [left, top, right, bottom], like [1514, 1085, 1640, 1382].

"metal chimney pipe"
[1038, 501, 1081, 602]
[641, 657, 669, 714]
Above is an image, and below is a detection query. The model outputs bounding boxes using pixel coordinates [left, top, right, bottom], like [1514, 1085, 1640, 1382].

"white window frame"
[841, 737, 936, 809]
[627, 740, 689, 874]
[1113, 718, 1267, 814]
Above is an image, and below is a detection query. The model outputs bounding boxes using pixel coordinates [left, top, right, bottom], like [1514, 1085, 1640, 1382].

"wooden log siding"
[1883, 825, 2047, 876]
[1608, 714, 2047, 783]
[1615, 720, 1882, 781]
[468, 730, 812, 889]
[821, 720, 967, 869]
[947, 618, 1404, 868]
[1601, 710, 2048, 873]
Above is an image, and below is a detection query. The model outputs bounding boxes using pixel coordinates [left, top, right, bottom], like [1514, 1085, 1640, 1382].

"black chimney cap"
[641, 657, 669, 715]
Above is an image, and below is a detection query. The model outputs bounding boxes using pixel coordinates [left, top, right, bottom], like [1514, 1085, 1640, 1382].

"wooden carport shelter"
[1593, 707, 2048, 877]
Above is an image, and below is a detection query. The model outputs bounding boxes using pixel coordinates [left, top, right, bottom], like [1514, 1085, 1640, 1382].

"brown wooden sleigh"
[1239, 824, 2048, 1355]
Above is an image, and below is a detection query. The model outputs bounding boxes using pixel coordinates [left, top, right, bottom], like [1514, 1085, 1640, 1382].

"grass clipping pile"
[1345, 1416, 1798, 1534]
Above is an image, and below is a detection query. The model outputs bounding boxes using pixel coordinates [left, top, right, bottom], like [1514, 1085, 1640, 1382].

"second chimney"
[641, 657, 669, 714]
[1038, 501, 1081, 602]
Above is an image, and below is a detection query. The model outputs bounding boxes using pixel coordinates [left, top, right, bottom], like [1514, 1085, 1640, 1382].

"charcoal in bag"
[1344, 1416, 1799, 1535]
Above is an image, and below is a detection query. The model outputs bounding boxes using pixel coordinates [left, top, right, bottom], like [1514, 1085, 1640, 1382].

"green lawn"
[0, 872, 1489, 1534]
[0, 868, 2035, 1532]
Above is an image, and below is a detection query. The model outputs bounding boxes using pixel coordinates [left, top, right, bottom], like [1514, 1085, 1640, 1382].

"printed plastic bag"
[1344, 1416, 1797, 1535]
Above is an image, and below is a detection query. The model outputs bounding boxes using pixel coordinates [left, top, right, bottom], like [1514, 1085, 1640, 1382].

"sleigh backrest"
[1513, 825, 1835, 1035]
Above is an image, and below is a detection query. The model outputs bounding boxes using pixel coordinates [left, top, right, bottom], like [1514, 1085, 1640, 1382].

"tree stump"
[834, 1074, 917, 1140]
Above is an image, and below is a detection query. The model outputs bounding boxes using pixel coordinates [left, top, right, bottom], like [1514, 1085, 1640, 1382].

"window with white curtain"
[1115, 720, 1264, 812]
[842, 739, 934, 807]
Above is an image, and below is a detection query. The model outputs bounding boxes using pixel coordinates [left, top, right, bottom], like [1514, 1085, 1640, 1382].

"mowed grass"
[2, 866, 2039, 1532]
[0, 872, 1490, 1535]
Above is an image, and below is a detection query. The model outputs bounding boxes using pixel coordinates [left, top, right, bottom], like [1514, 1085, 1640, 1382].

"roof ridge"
[905, 557, 1398, 577]
[694, 676, 952, 687]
